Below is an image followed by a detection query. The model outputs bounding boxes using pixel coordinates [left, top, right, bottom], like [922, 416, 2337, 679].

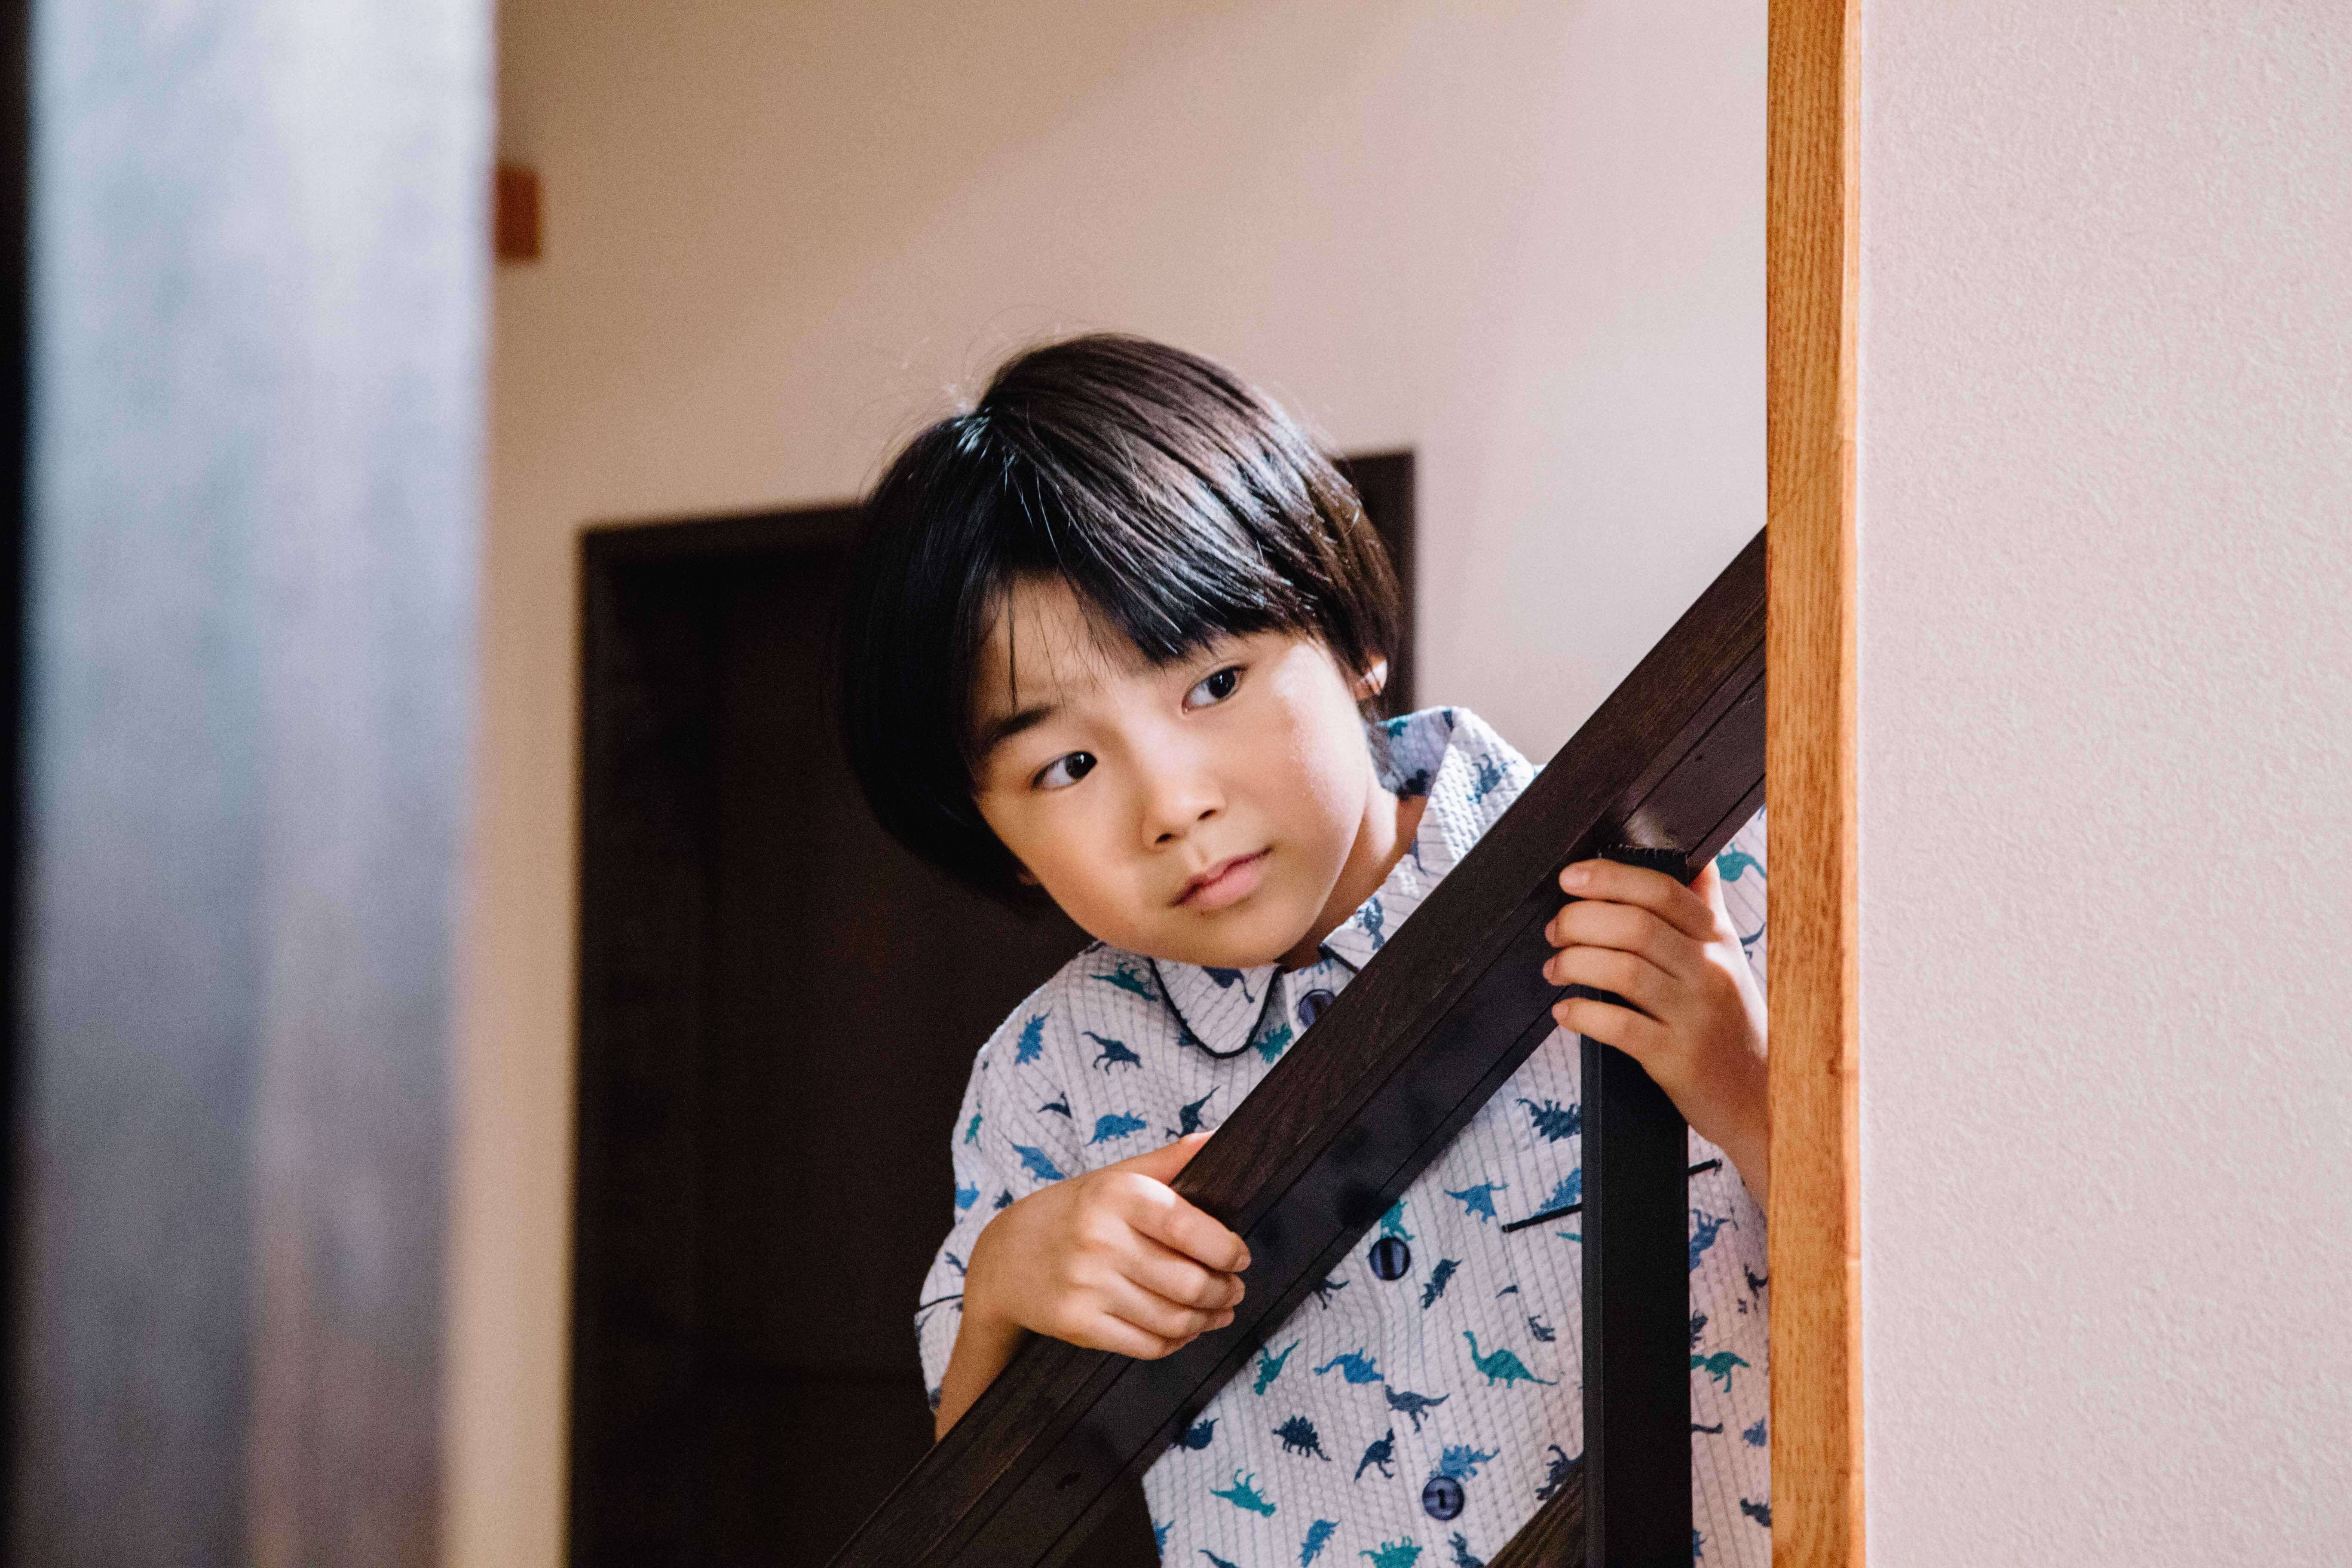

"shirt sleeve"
[1714, 805, 1768, 996]
[913, 986, 1089, 1409]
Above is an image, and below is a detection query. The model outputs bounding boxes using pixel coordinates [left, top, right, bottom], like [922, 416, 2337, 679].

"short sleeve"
[913, 989, 1088, 1408]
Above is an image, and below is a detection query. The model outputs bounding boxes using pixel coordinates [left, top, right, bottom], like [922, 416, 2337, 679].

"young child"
[839, 335, 1773, 1567]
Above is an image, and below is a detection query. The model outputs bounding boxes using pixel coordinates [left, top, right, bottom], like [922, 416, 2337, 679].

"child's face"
[971, 576, 1389, 970]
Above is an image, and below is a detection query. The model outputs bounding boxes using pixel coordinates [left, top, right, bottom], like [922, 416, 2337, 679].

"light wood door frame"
[1766, 0, 1862, 1563]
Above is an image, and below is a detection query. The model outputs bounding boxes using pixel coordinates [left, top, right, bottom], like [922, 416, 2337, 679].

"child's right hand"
[965, 1130, 1251, 1361]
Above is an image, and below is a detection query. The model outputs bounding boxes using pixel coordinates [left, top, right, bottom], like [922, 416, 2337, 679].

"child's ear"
[1354, 659, 1390, 699]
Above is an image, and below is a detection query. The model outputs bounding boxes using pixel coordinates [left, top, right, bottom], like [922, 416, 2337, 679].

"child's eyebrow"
[972, 702, 1057, 762]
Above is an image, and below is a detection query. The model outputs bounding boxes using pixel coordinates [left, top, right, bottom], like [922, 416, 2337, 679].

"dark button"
[1422, 1474, 1464, 1521]
[1367, 1235, 1411, 1280]
[1298, 988, 1336, 1028]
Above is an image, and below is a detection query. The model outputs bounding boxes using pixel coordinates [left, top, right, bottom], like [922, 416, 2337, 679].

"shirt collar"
[1150, 706, 1507, 1057]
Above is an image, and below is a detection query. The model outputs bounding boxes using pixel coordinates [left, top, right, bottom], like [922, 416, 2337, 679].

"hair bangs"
[839, 334, 1403, 906]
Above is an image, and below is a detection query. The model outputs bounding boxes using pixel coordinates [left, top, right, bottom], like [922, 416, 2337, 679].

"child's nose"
[1152, 799, 1219, 845]
[1142, 769, 1222, 845]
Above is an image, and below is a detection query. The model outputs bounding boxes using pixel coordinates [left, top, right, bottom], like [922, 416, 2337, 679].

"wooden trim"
[1766, 0, 1862, 1562]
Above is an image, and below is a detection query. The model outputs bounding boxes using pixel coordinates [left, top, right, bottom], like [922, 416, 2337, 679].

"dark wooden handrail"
[829, 531, 1766, 1568]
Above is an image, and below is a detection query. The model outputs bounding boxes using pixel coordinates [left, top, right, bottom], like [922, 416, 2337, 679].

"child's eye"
[1033, 751, 1097, 790]
[1185, 665, 1243, 710]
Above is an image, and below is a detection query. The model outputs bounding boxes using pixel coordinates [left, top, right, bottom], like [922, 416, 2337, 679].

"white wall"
[1859, 3, 2351, 1562]
[464, 2, 1764, 1560]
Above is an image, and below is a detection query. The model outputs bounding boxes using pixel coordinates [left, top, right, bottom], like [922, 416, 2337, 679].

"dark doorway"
[569, 453, 1412, 1565]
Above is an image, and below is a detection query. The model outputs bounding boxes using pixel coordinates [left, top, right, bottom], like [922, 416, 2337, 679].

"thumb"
[1116, 1130, 1213, 1184]
[1694, 859, 1734, 925]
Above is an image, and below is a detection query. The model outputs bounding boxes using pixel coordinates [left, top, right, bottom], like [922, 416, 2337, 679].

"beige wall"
[1858, 2, 2352, 1560]
[462, 1, 1764, 1559]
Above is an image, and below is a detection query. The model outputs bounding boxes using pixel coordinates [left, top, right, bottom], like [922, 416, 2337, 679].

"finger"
[1694, 861, 1740, 937]
[1544, 943, 1679, 1020]
[1556, 858, 1715, 942]
[1126, 1232, 1247, 1310]
[1552, 992, 1673, 1060]
[1112, 1130, 1212, 1185]
[1104, 1273, 1234, 1342]
[1119, 1181, 1252, 1273]
[1544, 898, 1706, 975]
[1081, 1311, 1185, 1361]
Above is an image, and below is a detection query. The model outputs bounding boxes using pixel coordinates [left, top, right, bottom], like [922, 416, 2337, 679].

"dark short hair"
[837, 334, 1402, 906]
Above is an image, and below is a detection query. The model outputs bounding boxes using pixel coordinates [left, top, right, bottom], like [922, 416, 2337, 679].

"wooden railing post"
[1578, 846, 1698, 1567]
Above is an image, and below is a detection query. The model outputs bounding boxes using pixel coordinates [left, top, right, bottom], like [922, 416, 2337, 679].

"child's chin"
[1151, 906, 1311, 971]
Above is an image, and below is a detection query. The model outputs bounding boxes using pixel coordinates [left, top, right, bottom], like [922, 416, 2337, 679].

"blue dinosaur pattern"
[1384, 1386, 1448, 1432]
[1253, 1020, 1294, 1063]
[1014, 1013, 1048, 1063]
[1088, 1111, 1148, 1144]
[1420, 1258, 1460, 1308]
[963, 1109, 982, 1145]
[1354, 1430, 1396, 1481]
[1448, 1531, 1485, 1568]
[1038, 1093, 1072, 1118]
[1446, 1181, 1508, 1223]
[1091, 959, 1160, 1002]
[1469, 754, 1508, 802]
[1204, 965, 1257, 1001]
[953, 1181, 978, 1212]
[1210, 1470, 1277, 1517]
[1715, 846, 1762, 882]
[1534, 1444, 1576, 1501]
[1173, 1416, 1217, 1451]
[1464, 1331, 1556, 1387]
[1378, 1199, 1414, 1241]
[1011, 1144, 1066, 1182]
[1518, 1097, 1582, 1142]
[1692, 1351, 1751, 1393]
[1743, 1417, 1767, 1447]
[1435, 1443, 1498, 1481]
[1301, 1518, 1339, 1565]
[1690, 1207, 1739, 1270]
[1740, 1498, 1771, 1528]
[1362, 1540, 1422, 1568]
[1200, 1553, 1240, 1568]
[1254, 1339, 1299, 1394]
[1314, 1348, 1382, 1384]
[1538, 1170, 1583, 1211]
[1272, 1415, 1331, 1459]
[1086, 1031, 1143, 1072]
[1168, 1088, 1218, 1136]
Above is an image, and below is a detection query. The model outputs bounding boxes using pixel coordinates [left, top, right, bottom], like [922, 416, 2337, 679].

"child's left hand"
[1542, 857, 1769, 1205]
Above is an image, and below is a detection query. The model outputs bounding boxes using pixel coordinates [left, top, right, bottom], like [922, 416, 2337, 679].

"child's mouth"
[1177, 849, 1269, 911]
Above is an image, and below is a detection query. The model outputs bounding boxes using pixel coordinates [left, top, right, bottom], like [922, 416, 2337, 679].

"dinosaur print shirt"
[917, 707, 1772, 1568]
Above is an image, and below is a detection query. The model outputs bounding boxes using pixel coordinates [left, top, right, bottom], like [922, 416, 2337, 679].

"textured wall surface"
[1859, 3, 2351, 1561]
[469, 3, 1765, 1559]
